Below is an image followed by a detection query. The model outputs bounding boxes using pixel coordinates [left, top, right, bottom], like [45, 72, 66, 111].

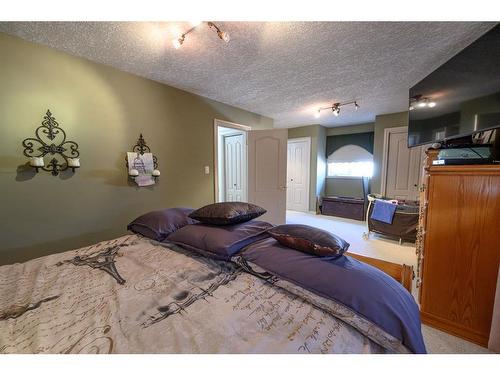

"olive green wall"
[0, 33, 273, 265]
[372, 111, 409, 194]
[287, 125, 327, 211]
[326, 122, 374, 136]
[316, 125, 327, 208]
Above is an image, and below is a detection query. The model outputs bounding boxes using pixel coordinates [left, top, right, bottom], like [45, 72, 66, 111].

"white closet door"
[247, 129, 288, 225]
[224, 134, 245, 202]
[384, 129, 422, 201]
[286, 138, 310, 212]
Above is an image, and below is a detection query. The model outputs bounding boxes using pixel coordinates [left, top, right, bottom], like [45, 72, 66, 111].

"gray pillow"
[127, 207, 197, 241]
[267, 224, 349, 258]
[167, 220, 273, 260]
[188, 202, 266, 225]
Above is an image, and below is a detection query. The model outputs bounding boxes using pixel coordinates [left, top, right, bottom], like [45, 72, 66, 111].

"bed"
[0, 211, 425, 354]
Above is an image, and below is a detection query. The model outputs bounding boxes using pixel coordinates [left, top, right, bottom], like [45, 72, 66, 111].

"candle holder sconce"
[22, 110, 80, 176]
[125, 134, 160, 182]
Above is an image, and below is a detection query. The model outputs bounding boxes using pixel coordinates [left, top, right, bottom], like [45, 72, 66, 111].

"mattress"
[0, 234, 393, 354]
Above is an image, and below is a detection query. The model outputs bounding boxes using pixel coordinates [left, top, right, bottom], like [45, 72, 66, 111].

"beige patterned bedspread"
[0, 235, 389, 354]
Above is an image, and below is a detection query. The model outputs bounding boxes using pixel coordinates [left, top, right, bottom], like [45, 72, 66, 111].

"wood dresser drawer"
[419, 165, 500, 347]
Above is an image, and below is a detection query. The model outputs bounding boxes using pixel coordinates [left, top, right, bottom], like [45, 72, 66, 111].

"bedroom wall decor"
[22, 109, 80, 176]
[0, 32, 272, 266]
[126, 133, 160, 187]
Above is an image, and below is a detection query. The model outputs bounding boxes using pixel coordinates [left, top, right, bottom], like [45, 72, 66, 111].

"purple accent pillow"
[188, 202, 266, 225]
[127, 207, 197, 241]
[167, 220, 273, 260]
[267, 224, 349, 258]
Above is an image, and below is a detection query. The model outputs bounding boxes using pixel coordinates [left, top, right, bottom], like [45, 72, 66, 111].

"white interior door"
[224, 134, 246, 202]
[383, 127, 422, 201]
[248, 129, 288, 225]
[287, 138, 310, 212]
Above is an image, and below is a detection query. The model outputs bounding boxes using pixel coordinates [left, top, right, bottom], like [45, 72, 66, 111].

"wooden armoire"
[416, 150, 500, 346]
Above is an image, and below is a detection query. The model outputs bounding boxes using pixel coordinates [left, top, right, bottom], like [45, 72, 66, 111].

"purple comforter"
[238, 238, 426, 354]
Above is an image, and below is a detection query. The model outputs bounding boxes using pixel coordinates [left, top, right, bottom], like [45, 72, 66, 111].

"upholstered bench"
[321, 196, 366, 221]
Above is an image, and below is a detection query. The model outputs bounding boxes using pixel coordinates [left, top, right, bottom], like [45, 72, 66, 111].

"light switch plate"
[204, 166, 210, 174]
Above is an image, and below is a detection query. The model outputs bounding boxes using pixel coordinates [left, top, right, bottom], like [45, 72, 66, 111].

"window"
[327, 145, 374, 177]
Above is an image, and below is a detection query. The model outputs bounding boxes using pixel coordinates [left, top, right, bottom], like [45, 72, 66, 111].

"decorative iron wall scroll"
[22, 110, 80, 176]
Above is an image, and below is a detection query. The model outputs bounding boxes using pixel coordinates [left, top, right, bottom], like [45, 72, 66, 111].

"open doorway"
[214, 119, 250, 203]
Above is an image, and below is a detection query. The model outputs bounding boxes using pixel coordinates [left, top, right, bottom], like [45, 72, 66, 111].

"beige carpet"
[286, 210, 493, 354]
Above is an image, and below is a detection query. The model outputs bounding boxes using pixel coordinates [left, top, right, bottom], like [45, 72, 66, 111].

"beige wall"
[372, 111, 409, 194]
[287, 125, 326, 211]
[0, 33, 273, 265]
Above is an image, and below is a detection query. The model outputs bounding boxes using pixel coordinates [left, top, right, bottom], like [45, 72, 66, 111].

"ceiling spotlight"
[410, 94, 436, 110]
[208, 22, 230, 44]
[218, 31, 230, 43]
[172, 36, 184, 49]
[354, 101, 359, 110]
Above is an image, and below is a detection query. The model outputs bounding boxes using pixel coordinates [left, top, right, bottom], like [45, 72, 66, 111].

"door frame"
[287, 137, 311, 212]
[223, 132, 247, 202]
[213, 119, 251, 203]
[380, 126, 424, 199]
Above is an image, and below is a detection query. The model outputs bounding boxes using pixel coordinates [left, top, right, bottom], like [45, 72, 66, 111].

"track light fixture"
[172, 22, 230, 49]
[315, 100, 359, 118]
[409, 95, 436, 110]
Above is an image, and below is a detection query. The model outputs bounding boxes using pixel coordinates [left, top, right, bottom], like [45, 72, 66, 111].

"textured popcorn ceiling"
[0, 22, 495, 128]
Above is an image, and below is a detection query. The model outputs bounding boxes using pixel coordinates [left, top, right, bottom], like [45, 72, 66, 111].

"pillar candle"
[67, 158, 80, 167]
[30, 157, 44, 167]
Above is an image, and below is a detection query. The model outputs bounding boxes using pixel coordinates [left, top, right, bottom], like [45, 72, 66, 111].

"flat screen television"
[408, 24, 500, 148]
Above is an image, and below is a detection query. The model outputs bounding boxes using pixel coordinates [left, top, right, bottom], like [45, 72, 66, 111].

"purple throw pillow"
[267, 224, 349, 258]
[127, 207, 197, 241]
[167, 220, 273, 260]
[188, 202, 266, 225]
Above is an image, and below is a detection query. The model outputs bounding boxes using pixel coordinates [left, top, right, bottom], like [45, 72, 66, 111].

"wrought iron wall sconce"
[126, 134, 160, 182]
[22, 110, 80, 176]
